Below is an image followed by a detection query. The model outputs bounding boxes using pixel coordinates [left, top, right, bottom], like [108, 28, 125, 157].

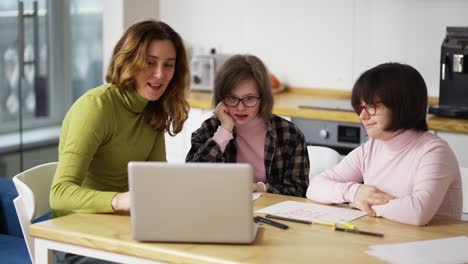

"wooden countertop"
[30, 193, 468, 263]
[188, 88, 468, 134]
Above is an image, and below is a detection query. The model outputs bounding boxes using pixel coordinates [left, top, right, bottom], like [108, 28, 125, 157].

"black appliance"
[429, 27, 468, 118]
[292, 118, 367, 155]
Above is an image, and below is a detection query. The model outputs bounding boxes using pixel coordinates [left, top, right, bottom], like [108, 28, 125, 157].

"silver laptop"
[128, 162, 258, 244]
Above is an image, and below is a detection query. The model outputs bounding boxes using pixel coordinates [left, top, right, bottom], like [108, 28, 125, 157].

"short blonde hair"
[105, 20, 189, 135]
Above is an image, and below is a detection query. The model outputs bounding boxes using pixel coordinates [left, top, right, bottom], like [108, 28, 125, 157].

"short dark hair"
[213, 54, 274, 122]
[351, 62, 428, 131]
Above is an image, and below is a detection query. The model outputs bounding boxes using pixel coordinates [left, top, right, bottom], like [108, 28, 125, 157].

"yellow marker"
[337, 221, 356, 230]
[313, 220, 336, 227]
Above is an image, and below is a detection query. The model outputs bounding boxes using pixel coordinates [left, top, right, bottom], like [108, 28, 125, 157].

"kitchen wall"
[159, 0, 468, 96]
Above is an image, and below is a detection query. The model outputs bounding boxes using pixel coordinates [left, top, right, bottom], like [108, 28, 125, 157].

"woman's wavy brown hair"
[105, 20, 189, 135]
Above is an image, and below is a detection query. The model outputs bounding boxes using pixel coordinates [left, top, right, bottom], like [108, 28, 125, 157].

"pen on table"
[311, 220, 356, 230]
[254, 216, 289, 230]
[334, 227, 384, 237]
[265, 214, 312, 225]
[337, 221, 356, 230]
[312, 220, 336, 227]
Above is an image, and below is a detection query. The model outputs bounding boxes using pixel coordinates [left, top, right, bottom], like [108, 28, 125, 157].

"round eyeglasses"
[354, 101, 382, 116]
[223, 95, 260, 107]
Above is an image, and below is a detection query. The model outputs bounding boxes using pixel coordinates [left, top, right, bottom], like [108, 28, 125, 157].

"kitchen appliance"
[295, 99, 367, 155]
[429, 27, 468, 118]
[292, 118, 367, 155]
[190, 50, 229, 91]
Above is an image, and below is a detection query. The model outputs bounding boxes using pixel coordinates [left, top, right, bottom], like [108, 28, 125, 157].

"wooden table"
[30, 193, 468, 264]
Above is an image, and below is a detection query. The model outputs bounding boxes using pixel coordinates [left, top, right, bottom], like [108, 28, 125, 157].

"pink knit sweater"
[307, 130, 462, 226]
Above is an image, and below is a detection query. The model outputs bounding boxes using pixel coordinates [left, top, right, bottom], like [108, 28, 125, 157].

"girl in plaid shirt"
[186, 55, 309, 197]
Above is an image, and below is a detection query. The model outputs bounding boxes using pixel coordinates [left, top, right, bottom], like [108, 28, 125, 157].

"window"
[0, 0, 49, 133]
[0, 0, 103, 134]
[69, 0, 103, 101]
[0, 0, 103, 176]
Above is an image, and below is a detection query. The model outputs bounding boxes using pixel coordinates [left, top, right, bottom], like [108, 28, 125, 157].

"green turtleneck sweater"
[50, 84, 166, 217]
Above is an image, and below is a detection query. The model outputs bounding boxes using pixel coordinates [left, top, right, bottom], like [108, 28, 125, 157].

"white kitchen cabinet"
[165, 108, 213, 163]
[435, 131, 468, 168]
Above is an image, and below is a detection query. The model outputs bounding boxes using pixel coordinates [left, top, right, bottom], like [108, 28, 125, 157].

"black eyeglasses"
[223, 95, 260, 107]
[354, 101, 382, 116]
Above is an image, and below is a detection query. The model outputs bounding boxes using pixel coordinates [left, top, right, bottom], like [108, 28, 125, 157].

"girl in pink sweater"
[306, 63, 462, 226]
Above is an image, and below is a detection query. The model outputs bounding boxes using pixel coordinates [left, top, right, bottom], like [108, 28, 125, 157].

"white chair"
[12, 162, 58, 263]
[461, 167, 468, 221]
[307, 145, 341, 181]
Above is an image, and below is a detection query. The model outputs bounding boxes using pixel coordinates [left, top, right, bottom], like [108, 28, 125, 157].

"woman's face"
[135, 39, 176, 101]
[357, 100, 401, 140]
[225, 79, 261, 126]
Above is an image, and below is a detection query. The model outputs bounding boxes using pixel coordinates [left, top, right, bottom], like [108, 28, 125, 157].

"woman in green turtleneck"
[50, 20, 190, 218]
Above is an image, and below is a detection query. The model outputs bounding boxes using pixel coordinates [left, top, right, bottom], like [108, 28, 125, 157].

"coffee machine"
[429, 27, 468, 118]
[190, 49, 229, 92]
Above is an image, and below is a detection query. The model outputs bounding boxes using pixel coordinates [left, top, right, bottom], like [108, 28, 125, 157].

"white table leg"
[34, 238, 53, 264]
[33, 237, 164, 264]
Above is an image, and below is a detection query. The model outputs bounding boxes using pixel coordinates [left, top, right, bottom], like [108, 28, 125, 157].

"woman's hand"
[351, 185, 395, 217]
[112, 192, 130, 212]
[214, 102, 234, 132]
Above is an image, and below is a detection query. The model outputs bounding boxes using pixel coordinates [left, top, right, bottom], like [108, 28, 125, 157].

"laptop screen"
[128, 162, 257, 244]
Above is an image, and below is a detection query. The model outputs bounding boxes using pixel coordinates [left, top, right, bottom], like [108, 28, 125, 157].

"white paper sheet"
[252, 193, 262, 200]
[255, 201, 367, 222]
[366, 236, 468, 264]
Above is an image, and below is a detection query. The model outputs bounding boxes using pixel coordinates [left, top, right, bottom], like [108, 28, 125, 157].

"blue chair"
[0, 177, 31, 264]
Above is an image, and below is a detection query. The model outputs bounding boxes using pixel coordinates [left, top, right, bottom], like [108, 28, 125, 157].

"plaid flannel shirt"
[185, 114, 309, 197]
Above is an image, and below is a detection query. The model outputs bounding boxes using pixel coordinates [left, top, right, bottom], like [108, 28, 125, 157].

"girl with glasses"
[307, 63, 462, 226]
[186, 55, 309, 197]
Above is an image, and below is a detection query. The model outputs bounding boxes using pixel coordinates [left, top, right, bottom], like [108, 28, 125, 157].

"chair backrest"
[12, 162, 58, 263]
[307, 145, 340, 180]
[460, 167, 468, 216]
